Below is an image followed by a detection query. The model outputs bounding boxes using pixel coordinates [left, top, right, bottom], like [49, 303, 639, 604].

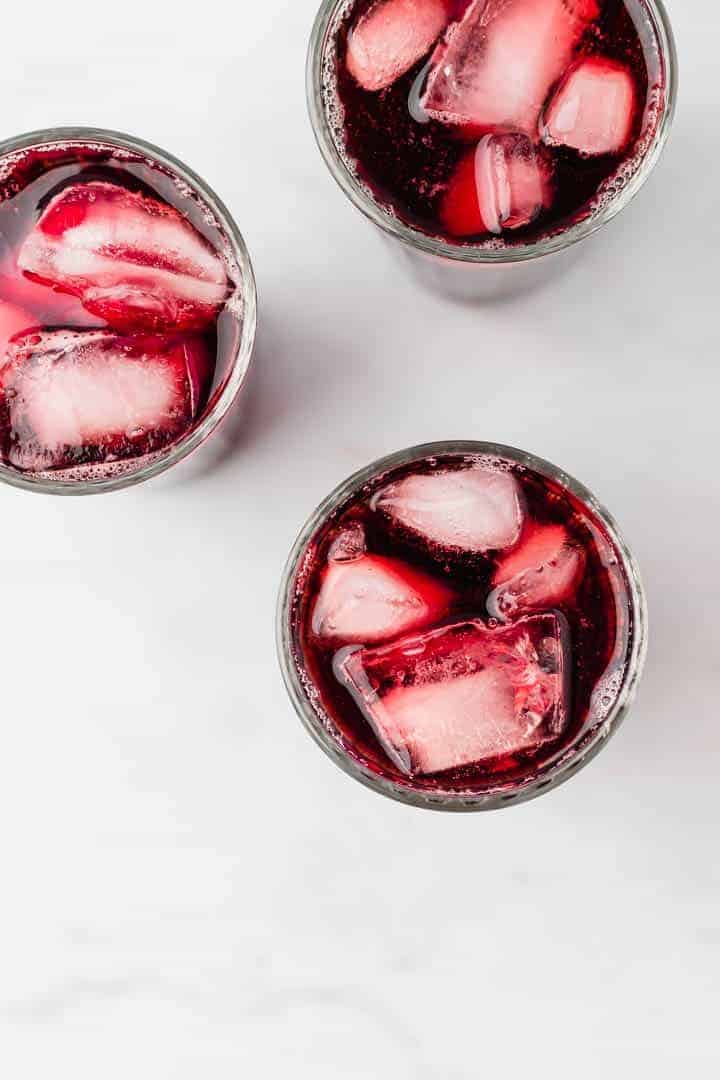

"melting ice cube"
[347, 0, 451, 92]
[372, 465, 524, 553]
[328, 522, 368, 563]
[335, 614, 570, 776]
[0, 329, 212, 472]
[488, 524, 585, 620]
[441, 133, 554, 237]
[17, 181, 229, 333]
[422, 0, 599, 136]
[312, 545, 453, 646]
[540, 57, 637, 157]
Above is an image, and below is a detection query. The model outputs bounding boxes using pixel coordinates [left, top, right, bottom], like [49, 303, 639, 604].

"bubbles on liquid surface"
[319, 0, 669, 247]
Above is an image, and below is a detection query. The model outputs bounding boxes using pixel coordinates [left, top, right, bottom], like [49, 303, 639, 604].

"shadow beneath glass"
[168, 309, 353, 486]
[392, 236, 584, 306]
[384, 110, 698, 309]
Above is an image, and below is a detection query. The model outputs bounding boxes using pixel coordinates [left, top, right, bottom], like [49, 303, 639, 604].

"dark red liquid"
[327, 0, 662, 244]
[0, 141, 240, 480]
[290, 453, 635, 796]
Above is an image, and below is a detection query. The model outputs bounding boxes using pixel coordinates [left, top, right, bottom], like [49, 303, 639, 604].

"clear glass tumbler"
[0, 127, 257, 496]
[277, 441, 648, 812]
[307, 0, 678, 299]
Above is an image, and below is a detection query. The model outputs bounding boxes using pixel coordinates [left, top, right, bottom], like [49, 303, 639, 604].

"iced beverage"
[279, 443, 647, 810]
[0, 130, 256, 492]
[310, 0, 676, 255]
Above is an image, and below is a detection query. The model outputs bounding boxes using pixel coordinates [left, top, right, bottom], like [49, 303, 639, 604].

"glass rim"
[306, 0, 679, 265]
[276, 440, 649, 812]
[0, 125, 258, 496]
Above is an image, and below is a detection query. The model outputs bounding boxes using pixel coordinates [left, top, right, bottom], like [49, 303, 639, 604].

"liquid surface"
[290, 453, 635, 796]
[0, 142, 242, 481]
[326, 0, 664, 245]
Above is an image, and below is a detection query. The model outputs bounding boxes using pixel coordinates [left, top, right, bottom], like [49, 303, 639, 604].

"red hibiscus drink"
[308, 0, 676, 261]
[0, 129, 256, 493]
[278, 443, 647, 810]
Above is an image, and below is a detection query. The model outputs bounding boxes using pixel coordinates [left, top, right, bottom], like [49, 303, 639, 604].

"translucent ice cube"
[488, 524, 585, 620]
[17, 181, 229, 333]
[335, 613, 570, 775]
[328, 522, 368, 563]
[347, 0, 451, 92]
[372, 465, 523, 553]
[422, 0, 599, 136]
[540, 56, 637, 156]
[312, 549, 452, 646]
[0, 329, 212, 472]
[441, 133, 554, 236]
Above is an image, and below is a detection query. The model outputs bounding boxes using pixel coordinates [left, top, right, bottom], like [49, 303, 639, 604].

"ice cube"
[488, 524, 585, 620]
[312, 550, 452, 646]
[422, 0, 599, 136]
[372, 465, 523, 553]
[540, 57, 637, 156]
[17, 182, 229, 333]
[440, 133, 554, 237]
[0, 329, 212, 472]
[347, 0, 451, 92]
[328, 522, 367, 563]
[335, 613, 570, 776]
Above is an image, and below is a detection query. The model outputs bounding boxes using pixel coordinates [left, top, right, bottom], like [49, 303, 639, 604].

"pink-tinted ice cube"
[439, 133, 554, 237]
[347, 0, 451, 92]
[0, 329, 212, 472]
[488, 524, 585, 620]
[372, 465, 523, 553]
[473, 133, 554, 233]
[327, 522, 368, 563]
[312, 545, 453, 646]
[17, 181, 229, 333]
[422, 0, 599, 137]
[540, 56, 637, 156]
[335, 614, 570, 776]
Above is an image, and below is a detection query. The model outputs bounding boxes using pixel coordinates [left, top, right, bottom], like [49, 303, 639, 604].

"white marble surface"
[0, 1, 718, 1075]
